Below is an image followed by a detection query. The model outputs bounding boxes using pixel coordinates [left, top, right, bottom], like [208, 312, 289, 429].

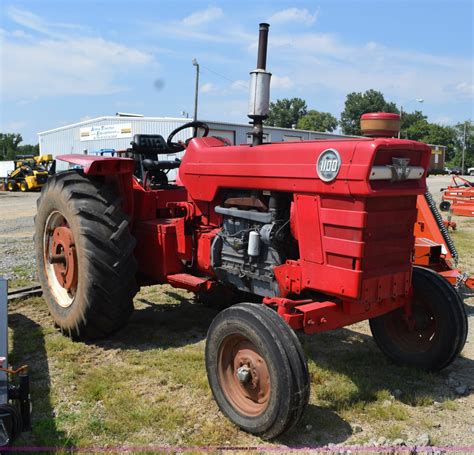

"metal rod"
[193, 59, 200, 122]
[461, 121, 467, 175]
[257, 23, 269, 70]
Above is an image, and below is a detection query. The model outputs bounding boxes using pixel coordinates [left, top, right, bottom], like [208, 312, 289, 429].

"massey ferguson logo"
[388, 157, 411, 181]
[317, 149, 341, 182]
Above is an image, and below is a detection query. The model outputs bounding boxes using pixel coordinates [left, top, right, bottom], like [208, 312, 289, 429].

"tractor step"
[166, 274, 215, 292]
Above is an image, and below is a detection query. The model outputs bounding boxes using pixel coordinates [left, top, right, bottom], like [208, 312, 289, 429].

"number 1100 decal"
[316, 149, 341, 182]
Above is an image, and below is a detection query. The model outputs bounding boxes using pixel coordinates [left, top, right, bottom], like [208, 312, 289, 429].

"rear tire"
[35, 170, 138, 339]
[20, 181, 28, 192]
[205, 303, 309, 439]
[6, 181, 16, 191]
[369, 266, 467, 372]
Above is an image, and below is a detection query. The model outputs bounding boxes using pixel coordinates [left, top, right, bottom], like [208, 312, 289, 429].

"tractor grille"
[317, 194, 416, 301]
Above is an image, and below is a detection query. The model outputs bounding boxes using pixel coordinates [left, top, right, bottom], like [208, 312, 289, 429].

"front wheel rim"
[43, 211, 78, 308]
[218, 334, 271, 417]
[384, 300, 437, 353]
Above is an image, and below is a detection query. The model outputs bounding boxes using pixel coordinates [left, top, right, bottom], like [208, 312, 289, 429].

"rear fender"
[57, 154, 134, 175]
[57, 154, 135, 218]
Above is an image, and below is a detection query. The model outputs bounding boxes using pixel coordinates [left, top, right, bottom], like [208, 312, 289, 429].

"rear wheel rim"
[384, 298, 436, 353]
[218, 334, 271, 417]
[43, 211, 78, 308]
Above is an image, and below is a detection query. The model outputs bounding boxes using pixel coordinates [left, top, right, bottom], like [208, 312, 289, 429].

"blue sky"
[1, 0, 473, 144]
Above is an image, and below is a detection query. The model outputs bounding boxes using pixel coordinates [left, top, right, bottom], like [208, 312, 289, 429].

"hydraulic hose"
[424, 191, 458, 263]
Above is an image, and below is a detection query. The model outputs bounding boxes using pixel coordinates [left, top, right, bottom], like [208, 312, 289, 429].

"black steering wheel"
[167, 121, 210, 153]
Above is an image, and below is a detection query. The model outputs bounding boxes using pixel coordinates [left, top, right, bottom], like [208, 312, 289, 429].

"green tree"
[0, 133, 40, 161]
[449, 121, 474, 170]
[340, 89, 398, 135]
[404, 120, 457, 160]
[400, 110, 427, 133]
[0, 133, 23, 160]
[297, 110, 338, 132]
[265, 98, 307, 128]
[17, 144, 40, 156]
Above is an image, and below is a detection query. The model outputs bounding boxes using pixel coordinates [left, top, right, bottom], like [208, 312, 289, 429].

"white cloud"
[271, 75, 294, 89]
[455, 82, 474, 96]
[365, 41, 377, 51]
[182, 7, 223, 27]
[147, 22, 252, 44]
[1, 8, 156, 100]
[200, 82, 216, 93]
[269, 8, 319, 26]
[16, 96, 39, 106]
[7, 6, 86, 38]
[262, 31, 473, 104]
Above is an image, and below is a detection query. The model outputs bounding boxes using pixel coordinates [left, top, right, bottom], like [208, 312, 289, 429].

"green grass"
[440, 400, 458, 411]
[6, 217, 474, 449]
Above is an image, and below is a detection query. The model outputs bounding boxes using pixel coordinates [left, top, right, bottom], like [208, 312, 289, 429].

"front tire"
[35, 171, 138, 339]
[370, 266, 467, 372]
[20, 181, 28, 192]
[206, 303, 309, 439]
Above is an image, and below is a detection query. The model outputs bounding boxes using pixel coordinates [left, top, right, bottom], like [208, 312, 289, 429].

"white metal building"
[38, 115, 347, 159]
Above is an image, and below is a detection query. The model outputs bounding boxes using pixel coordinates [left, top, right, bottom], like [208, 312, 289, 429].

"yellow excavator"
[5, 155, 55, 192]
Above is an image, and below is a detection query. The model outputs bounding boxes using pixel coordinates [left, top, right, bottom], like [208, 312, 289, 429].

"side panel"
[133, 219, 184, 283]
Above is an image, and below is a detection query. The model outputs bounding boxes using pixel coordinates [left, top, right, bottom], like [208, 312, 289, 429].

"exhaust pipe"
[248, 23, 271, 146]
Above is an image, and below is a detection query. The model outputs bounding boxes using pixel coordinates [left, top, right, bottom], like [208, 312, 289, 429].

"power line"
[200, 65, 248, 89]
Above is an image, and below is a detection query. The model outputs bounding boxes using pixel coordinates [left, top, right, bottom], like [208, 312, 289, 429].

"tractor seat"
[142, 158, 181, 171]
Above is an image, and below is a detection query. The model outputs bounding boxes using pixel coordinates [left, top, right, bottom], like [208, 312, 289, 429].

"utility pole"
[398, 98, 424, 139]
[192, 58, 200, 122]
[461, 121, 467, 175]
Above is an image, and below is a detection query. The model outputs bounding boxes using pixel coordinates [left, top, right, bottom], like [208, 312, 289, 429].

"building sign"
[80, 123, 132, 142]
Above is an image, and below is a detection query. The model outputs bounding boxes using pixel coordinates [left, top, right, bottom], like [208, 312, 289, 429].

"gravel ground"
[0, 191, 39, 281]
[0, 175, 465, 281]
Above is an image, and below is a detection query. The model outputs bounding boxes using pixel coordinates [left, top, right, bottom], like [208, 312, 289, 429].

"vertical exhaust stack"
[248, 23, 271, 146]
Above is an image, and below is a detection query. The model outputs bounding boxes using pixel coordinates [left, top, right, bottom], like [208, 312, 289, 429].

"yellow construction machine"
[5, 155, 55, 192]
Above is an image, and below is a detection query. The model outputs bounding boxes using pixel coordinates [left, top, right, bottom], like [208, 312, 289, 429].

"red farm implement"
[414, 192, 473, 289]
[34, 24, 469, 439]
[439, 175, 474, 217]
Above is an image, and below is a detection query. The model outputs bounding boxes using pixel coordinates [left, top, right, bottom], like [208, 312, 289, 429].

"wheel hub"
[218, 336, 271, 417]
[236, 365, 251, 383]
[49, 226, 77, 292]
[387, 301, 436, 353]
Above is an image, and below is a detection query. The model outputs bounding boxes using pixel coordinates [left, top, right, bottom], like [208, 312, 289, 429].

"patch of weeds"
[311, 362, 361, 406]
[10, 265, 36, 284]
[78, 367, 123, 402]
[379, 423, 407, 441]
[9, 277, 34, 288]
[46, 335, 85, 361]
[102, 390, 188, 441]
[365, 400, 409, 421]
[404, 394, 433, 407]
[440, 399, 457, 411]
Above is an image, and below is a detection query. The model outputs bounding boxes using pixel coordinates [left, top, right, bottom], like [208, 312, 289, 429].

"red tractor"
[35, 24, 467, 439]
